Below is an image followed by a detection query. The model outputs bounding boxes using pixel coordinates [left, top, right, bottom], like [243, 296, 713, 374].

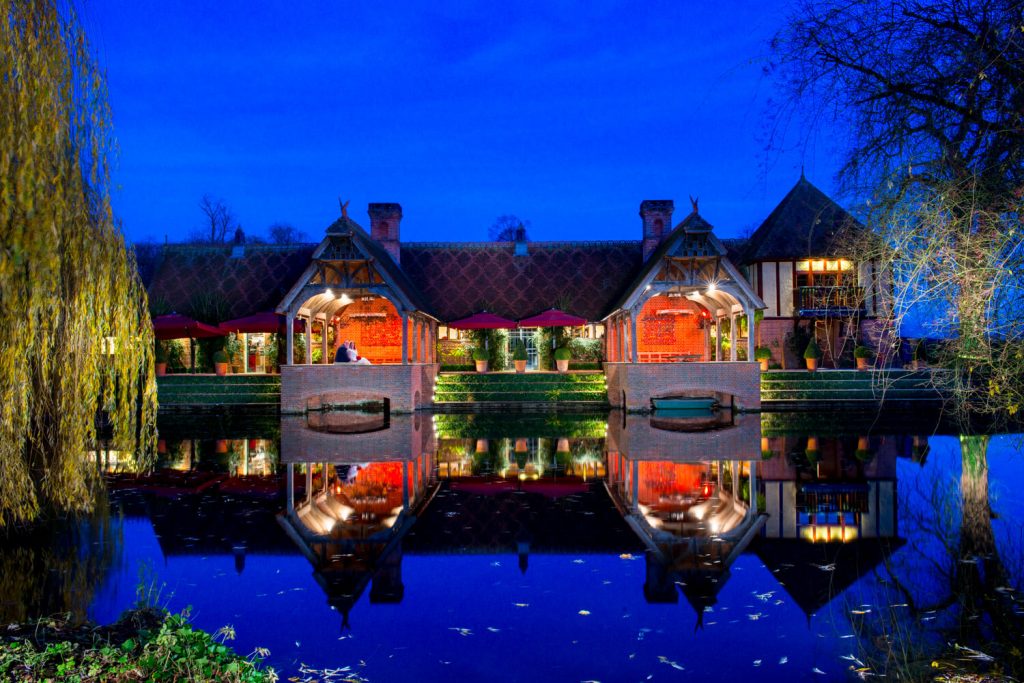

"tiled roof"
[147, 244, 315, 322]
[741, 176, 863, 263]
[400, 241, 643, 322]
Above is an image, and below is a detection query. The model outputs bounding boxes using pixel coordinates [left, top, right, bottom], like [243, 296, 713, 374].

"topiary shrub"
[553, 347, 571, 361]
[472, 347, 489, 362]
[212, 350, 229, 364]
[754, 347, 772, 361]
[512, 341, 528, 361]
[854, 345, 873, 359]
[803, 337, 822, 360]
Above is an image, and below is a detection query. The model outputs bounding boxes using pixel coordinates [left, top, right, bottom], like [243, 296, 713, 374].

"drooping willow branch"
[1, 0, 157, 526]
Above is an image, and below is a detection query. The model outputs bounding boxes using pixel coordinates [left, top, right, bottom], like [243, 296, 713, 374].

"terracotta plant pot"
[856, 357, 869, 370]
[759, 359, 769, 372]
[215, 362, 229, 376]
[514, 360, 527, 373]
[156, 362, 167, 376]
[475, 360, 488, 373]
[555, 359, 569, 373]
[806, 358, 818, 372]
[216, 439, 228, 454]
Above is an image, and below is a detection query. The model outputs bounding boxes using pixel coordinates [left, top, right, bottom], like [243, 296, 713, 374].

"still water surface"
[5, 410, 1023, 682]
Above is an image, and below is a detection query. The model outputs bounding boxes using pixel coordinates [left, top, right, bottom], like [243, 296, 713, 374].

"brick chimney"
[640, 200, 674, 261]
[368, 203, 402, 263]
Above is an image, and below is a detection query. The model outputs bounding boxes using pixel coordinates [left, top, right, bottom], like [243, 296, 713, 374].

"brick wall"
[637, 295, 706, 360]
[281, 363, 438, 414]
[607, 411, 761, 461]
[758, 319, 801, 368]
[332, 297, 403, 364]
[604, 361, 761, 412]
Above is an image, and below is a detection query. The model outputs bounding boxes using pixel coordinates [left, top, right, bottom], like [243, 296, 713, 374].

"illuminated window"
[796, 260, 810, 272]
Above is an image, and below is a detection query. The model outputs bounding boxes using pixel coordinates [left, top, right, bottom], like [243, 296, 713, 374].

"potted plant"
[512, 341, 528, 373]
[803, 337, 822, 371]
[155, 343, 168, 376]
[553, 347, 571, 373]
[472, 346, 489, 373]
[853, 345, 873, 370]
[754, 346, 772, 371]
[213, 349, 230, 376]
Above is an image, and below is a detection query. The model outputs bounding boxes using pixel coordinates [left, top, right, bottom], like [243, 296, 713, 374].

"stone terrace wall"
[604, 361, 761, 412]
[281, 363, 438, 414]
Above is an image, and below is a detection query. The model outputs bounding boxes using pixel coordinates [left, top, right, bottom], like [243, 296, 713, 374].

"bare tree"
[268, 222, 308, 244]
[198, 194, 235, 243]
[770, 0, 1024, 423]
[489, 215, 530, 241]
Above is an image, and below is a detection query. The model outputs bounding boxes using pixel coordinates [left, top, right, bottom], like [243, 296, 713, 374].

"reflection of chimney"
[640, 200, 674, 261]
[368, 203, 402, 263]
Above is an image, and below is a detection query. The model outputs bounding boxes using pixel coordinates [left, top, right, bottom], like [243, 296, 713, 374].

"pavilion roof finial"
[689, 195, 699, 213]
[339, 198, 350, 219]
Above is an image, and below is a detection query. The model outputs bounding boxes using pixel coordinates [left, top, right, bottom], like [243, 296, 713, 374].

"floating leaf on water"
[813, 667, 827, 675]
[779, 656, 788, 664]
[753, 660, 762, 667]
[486, 627, 500, 632]
[514, 602, 529, 608]
[619, 553, 636, 560]
[850, 609, 871, 615]
[578, 610, 591, 616]
[573, 559, 585, 564]
[812, 563, 836, 572]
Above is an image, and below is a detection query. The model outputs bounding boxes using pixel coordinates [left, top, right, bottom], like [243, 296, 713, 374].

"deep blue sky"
[83, 1, 842, 244]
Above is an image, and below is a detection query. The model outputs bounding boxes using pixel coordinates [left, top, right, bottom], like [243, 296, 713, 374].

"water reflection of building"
[755, 429, 905, 619]
[605, 412, 766, 620]
[422, 433, 636, 572]
[278, 413, 436, 629]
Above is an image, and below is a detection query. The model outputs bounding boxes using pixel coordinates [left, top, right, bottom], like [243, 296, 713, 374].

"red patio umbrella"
[447, 311, 517, 329]
[219, 312, 304, 334]
[153, 313, 226, 373]
[152, 313, 226, 340]
[517, 308, 587, 327]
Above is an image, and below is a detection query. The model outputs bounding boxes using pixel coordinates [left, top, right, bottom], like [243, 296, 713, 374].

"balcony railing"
[795, 286, 865, 317]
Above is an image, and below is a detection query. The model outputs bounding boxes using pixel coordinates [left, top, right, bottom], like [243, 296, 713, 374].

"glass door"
[508, 329, 539, 370]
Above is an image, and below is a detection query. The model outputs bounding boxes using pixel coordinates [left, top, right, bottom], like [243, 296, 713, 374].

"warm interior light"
[325, 288, 334, 298]
[706, 283, 717, 295]
[840, 259, 853, 271]
[338, 293, 353, 305]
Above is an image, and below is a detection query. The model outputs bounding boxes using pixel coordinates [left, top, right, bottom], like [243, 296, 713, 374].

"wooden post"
[630, 312, 639, 364]
[285, 312, 295, 366]
[729, 313, 738, 362]
[401, 312, 408, 365]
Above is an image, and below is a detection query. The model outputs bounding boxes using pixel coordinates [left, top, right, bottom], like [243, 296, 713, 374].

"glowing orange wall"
[637, 296, 707, 359]
[332, 297, 403, 364]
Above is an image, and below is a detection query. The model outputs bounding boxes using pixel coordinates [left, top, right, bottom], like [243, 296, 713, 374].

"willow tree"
[1, 1, 157, 526]
[770, 0, 1024, 425]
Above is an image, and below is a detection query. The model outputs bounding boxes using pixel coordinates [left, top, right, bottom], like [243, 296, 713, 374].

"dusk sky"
[84, 0, 844, 244]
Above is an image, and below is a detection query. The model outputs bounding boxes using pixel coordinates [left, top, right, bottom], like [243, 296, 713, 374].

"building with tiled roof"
[145, 177, 886, 396]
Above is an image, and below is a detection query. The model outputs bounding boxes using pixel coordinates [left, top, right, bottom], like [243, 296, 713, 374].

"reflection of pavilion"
[278, 413, 437, 629]
[605, 412, 766, 620]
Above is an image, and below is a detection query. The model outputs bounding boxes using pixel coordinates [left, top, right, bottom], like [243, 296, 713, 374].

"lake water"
[4, 409, 1023, 682]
